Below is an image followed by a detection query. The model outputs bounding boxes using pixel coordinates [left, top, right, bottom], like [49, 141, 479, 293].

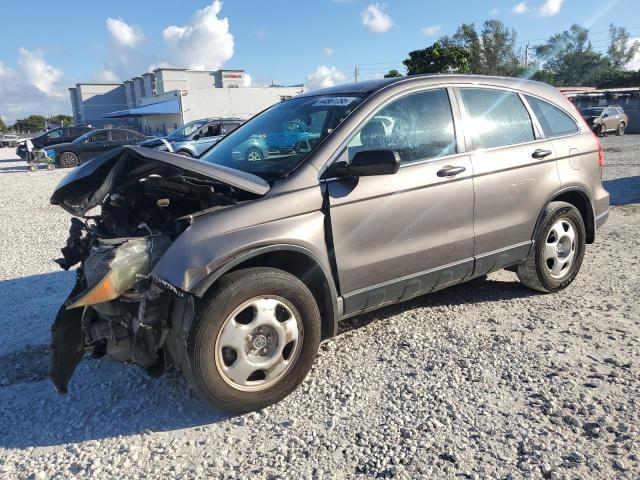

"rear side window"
[525, 95, 578, 138]
[87, 131, 108, 142]
[459, 88, 534, 149]
[347, 88, 456, 164]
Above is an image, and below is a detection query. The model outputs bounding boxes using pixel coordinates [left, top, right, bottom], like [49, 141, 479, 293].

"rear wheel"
[185, 267, 321, 412]
[58, 151, 79, 168]
[517, 201, 586, 293]
[616, 122, 626, 136]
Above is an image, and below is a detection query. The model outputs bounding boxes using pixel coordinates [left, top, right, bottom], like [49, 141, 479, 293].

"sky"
[1, 0, 639, 124]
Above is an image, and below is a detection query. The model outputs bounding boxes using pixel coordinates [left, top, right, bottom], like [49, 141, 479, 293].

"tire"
[185, 267, 321, 412]
[245, 147, 263, 162]
[517, 201, 586, 293]
[175, 150, 193, 157]
[616, 122, 626, 136]
[58, 151, 79, 168]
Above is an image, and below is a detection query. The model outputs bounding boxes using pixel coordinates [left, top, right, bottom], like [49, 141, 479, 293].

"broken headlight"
[68, 236, 171, 309]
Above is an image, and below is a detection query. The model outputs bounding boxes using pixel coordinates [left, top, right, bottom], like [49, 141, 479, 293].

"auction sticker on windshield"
[312, 97, 360, 107]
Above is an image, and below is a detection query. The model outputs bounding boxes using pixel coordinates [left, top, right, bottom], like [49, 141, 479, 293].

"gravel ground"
[0, 136, 639, 480]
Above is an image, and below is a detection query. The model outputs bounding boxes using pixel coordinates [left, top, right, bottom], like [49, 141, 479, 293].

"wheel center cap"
[252, 335, 267, 350]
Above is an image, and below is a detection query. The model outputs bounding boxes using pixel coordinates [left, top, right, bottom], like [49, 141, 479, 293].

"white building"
[69, 69, 304, 135]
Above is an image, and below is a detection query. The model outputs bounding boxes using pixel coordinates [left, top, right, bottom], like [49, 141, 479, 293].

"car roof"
[297, 74, 559, 99]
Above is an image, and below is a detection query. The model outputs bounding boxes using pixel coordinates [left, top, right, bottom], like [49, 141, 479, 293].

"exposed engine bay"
[50, 146, 266, 393]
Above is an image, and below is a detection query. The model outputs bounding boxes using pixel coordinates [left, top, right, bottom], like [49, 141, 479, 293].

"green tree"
[384, 69, 403, 78]
[47, 114, 73, 126]
[607, 24, 640, 69]
[535, 25, 610, 86]
[403, 42, 471, 75]
[446, 20, 520, 75]
[450, 23, 484, 73]
[0, 116, 7, 132]
[13, 115, 46, 132]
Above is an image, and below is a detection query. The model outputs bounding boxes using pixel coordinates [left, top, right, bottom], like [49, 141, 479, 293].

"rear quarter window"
[525, 95, 578, 138]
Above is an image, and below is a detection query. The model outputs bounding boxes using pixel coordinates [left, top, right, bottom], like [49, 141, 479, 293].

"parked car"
[43, 128, 149, 167]
[50, 75, 609, 412]
[266, 119, 320, 153]
[16, 126, 91, 159]
[580, 105, 628, 136]
[138, 118, 243, 157]
[1, 133, 25, 148]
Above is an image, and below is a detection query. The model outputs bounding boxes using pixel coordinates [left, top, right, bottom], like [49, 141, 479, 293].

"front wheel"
[185, 267, 321, 412]
[616, 123, 626, 136]
[517, 201, 586, 293]
[58, 151, 79, 168]
[245, 147, 263, 162]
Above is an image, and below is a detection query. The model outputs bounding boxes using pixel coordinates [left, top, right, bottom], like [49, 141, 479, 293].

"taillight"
[597, 137, 604, 168]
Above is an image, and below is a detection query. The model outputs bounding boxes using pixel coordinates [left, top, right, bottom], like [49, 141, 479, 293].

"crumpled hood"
[51, 146, 270, 216]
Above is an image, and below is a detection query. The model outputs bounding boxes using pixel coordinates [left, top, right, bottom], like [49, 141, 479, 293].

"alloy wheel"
[215, 296, 302, 391]
[544, 219, 577, 279]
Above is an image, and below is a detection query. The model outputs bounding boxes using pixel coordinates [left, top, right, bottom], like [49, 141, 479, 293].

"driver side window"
[347, 89, 456, 164]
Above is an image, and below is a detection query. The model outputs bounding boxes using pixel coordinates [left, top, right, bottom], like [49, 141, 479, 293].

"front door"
[77, 130, 110, 161]
[455, 87, 560, 273]
[327, 88, 475, 314]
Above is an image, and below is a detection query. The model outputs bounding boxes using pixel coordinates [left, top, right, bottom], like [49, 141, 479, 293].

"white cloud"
[242, 73, 252, 87]
[539, 0, 564, 17]
[163, 0, 234, 70]
[0, 61, 12, 79]
[0, 50, 70, 123]
[490, 7, 501, 16]
[98, 17, 155, 81]
[512, 2, 528, 14]
[627, 37, 640, 70]
[323, 47, 335, 57]
[18, 48, 64, 97]
[361, 3, 393, 33]
[421, 25, 441, 36]
[106, 17, 144, 48]
[306, 66, 347, 90]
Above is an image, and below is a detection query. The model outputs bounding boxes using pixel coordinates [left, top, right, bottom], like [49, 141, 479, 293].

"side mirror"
[193, 134, 201, 140]
[332, 150, 400, 177]
[602, 113, 609, 118]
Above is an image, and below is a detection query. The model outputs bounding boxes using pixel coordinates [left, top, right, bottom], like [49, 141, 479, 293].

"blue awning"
[103, 98, 180, 118]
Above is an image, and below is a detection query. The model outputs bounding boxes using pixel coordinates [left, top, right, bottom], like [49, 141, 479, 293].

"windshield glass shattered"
[199, 94, 365, 181]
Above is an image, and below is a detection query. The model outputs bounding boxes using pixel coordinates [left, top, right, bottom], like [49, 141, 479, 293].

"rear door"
[603, 107, 618, 132]
[456, 87, 560, 273]
[327, 87, 475, 314]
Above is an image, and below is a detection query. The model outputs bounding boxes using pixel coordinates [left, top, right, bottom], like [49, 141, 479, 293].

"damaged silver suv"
[51, 75, 609, 412]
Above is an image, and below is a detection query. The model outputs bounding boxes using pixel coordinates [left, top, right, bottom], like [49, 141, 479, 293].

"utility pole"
[354, 65, 359, 82]
[524, 42, 529, 69]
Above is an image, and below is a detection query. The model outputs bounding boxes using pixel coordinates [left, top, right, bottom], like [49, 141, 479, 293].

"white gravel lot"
[0, 137, 639, 480]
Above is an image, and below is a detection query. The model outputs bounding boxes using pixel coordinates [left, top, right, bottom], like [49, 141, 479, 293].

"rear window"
[525, 95, 578, 138]
[459, 88, 534, 149]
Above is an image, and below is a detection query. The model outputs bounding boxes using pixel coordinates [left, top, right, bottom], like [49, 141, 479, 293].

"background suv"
[51, 75, 609, 412]
[580, 105, 628, 136]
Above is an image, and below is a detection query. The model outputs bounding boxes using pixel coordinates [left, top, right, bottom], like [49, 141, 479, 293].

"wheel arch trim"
[194, 244, 341, 338]
[535, 185, 596, 244]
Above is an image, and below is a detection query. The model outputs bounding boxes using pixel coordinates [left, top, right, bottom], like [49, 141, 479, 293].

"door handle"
[532, 149, 553, 159]
[437, 165, 466, 177]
